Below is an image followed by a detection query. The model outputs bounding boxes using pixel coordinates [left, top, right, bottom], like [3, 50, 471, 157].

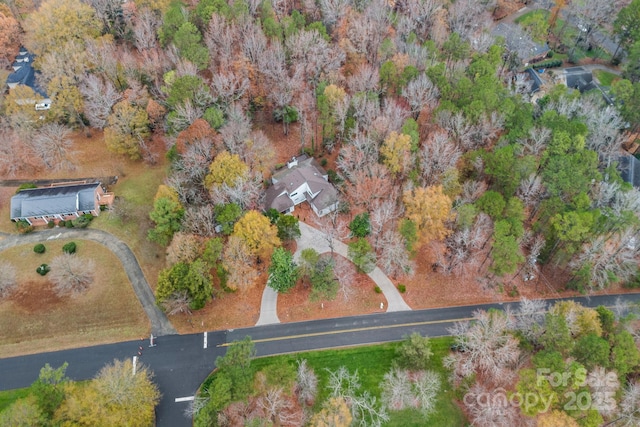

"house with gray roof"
[492, 23, 550, 65]
[265, 155, 339, 217]
[618, 154, 640, 189]
[5, 47, 51, 111]
[11, 182, 113, 225]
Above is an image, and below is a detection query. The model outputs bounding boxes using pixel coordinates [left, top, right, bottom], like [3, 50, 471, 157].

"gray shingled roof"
[265, 156, 338, 213]
[492, 23, 550, 63]
[11, 183, 100, 220]
[619, 155, 640, 188]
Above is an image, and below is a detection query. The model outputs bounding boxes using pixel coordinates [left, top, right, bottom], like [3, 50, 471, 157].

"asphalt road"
[2, 293, 639, 427]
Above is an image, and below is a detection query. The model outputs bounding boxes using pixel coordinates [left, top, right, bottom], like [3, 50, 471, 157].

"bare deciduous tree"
[513, 297, 547, 342]
[569, 229, 638, 291]
[517, 174, 545, 210]
[402, 73, 439, 118]
[210, 174, 263, 211]
[333, 256, 356, 302]
[318, 0, 349, 27]
[167, 100, 203, 133]
[30, 123, 76, 171]
[161, 290, 192, 316]
[370, 199, 400, 244]
[132, 7, 159, 51]
[347, 166, 397, 211]
[312, 209, 348, 257]
[0, 261, 17, 298]
[219, 105, 252, 156]
[447, 0, 492, 42]
[378, 230, 414, 278]
[210, 71, 249, 107]
[257, 387, 302, 426]
[222, 236, 259, 291]
[445, 309, 520, 386]
[337, 133, 379, 183]
[380, 368, 413, 411]
[0, 127, 35, 177]
[295, 359, 318, 406]
[166, 232, 201, 266]
[436, 110, 473, 150]
[419, 131, 461, 186]
[617, 381, 640, 427]
[80, 74, 121, 129]
[347, 63, 380, 94]
[463, 382, 523, 427]
[49, 253, 95, 297]
[182, 205, 218, 236]
[325, 366, 390, 427]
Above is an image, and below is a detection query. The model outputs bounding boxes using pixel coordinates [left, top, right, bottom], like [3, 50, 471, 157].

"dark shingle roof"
[492, 23, 550, 63]
[619, 155, 640, 188]
[5, 47, 48, 97]
[11, 183, 100, 220]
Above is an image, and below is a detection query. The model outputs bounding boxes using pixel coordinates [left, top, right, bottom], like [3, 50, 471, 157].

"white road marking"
[132, 356, 138, 375]
[203, 332, 208, 349]
[175, 396, 195, 403]
[47, 233, 61, 240]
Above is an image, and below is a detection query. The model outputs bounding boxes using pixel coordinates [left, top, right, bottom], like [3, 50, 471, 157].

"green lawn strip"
[593, 69, 620, 87]
[0, 388, 30, 413]
[202, 337, 466, 425]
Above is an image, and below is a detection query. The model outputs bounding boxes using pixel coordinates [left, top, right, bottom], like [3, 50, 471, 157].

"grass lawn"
[0, 239, 149, 357]
[91, 163, 168, 288]
[203, 337, 467, 426]
[594, 69, 620, 87]
[0, 388, 30, 413]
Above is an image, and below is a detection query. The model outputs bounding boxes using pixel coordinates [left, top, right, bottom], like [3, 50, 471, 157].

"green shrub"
[374, 286, 382, 294]
[327, 169, 343, 184]
[320, 158, 328, 167]
[62, 242, 77, 254]
[397, 284, 406, 293]
[58, 220, 66, 227]
[36, 264, 50, 276]
[528, 59, 563, 69]
[16, 183, 37, 193]
[33, 244, 46, 254]
[65, 220, 74, 228]
[47, 221, 55, 228]
[16, 220, 33, 234]
[72, 214, 93, 228]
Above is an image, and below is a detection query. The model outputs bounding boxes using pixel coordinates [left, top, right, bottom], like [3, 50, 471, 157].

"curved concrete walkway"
[0, 228, 177, 336]
[256, 222, 411, 326]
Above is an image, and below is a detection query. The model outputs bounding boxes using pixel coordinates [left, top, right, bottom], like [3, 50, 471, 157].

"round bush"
[397, 284, 406, 293]
[58, 220, 66, 227]
[374, 286, 382, 294]
[65, 220, 74, 228]
[36, 264, 50, 276]
[62, 242, 77, 254]
[33, 244, 46, 254]
[47, 221, 55, 228]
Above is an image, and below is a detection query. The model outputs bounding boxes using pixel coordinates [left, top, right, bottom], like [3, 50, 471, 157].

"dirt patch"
[169, 276, 265, 333]
[9, 280, 64, 314]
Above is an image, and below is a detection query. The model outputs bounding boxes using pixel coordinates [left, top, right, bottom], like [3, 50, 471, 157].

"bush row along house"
[10, 182, 114, 226]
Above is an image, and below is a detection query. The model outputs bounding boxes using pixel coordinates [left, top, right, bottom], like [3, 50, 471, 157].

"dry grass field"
[0, 239, 149, 358]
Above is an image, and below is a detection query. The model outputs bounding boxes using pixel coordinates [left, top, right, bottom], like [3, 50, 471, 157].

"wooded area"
[2, 0, 640, 423]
